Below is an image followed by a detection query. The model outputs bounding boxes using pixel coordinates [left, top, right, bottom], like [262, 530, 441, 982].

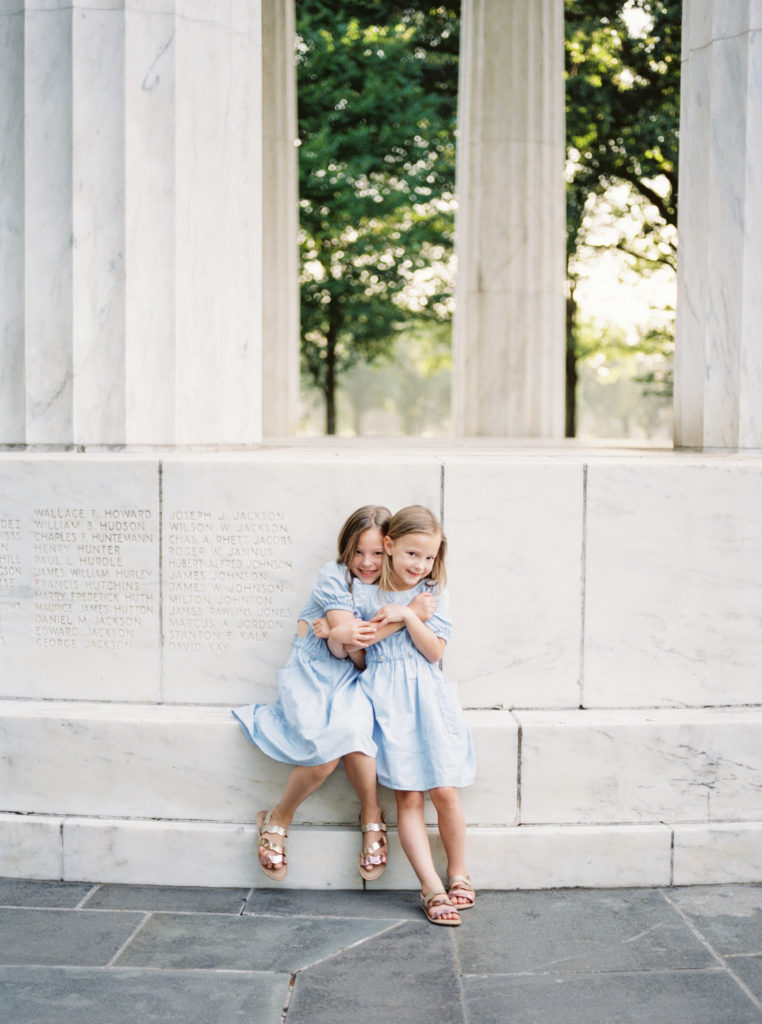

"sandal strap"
[260, 847, 285, 867]
[448, 875, 474, 893]
[361, 837, 386, 858]
[421, 887, 449, 908]
[361, 820, 387, 835]
[361, 854, 386, 866]
[421, 889, 459, 920]
[261, 811, 288, 838]
[360, 838, 387, 866]
[258, 836, 285, 857]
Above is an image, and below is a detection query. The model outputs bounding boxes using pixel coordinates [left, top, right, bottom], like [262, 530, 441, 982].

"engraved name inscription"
[0, 507, 156, 651]
[165, 509, 295, 654]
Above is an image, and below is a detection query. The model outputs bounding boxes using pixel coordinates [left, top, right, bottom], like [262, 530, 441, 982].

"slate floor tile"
[665, 886, 762, 955]
[286, 919, 465, 1024]
[0, 966, 289, 1024]
[454, 889, 715, 975]
[83, 883, 249, 914]
[461, 970, 762, 1024]
[0, 908, 146, 967]
[114, 911, 399, 972]
[244, 887, 420, 921]
[728, 955, 762, 1003]
[0, 878, 94, 909]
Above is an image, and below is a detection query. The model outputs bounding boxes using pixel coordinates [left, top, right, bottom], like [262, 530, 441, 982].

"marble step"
[2, 812, 761, 889]
[5, 700, 762, 827]
[3, 701, 762, 888]
[0, 701, 518, 827]
[3, 702, 762, 828]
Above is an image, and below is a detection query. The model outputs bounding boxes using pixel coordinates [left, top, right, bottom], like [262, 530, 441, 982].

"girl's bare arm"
[322, 609, 376, 663]
[371, 601, 445, 663]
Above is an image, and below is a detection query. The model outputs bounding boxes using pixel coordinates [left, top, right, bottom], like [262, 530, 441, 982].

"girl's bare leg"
[429, 786, 470, 905]
[344, 752, 387, 870]
[259, 761, 339, 868]
[343, 752, 383, 823]
[395, 790, 459, 922]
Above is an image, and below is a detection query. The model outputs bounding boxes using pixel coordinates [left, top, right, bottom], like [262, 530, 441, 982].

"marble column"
[0, 1, 25, 441]
[452, 0, 566, 437]
[0, 0, 299, 446]
[261, 0, 300, 439]
[674, 1, 762, 448]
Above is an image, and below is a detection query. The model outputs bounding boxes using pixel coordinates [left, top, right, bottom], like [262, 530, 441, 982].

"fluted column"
[261, 0, 299, 439]
[0, 0, 299, 446]
[453, 0, 566, 437]
[674, 1, 762, 448]
[0, 1, 24, 441]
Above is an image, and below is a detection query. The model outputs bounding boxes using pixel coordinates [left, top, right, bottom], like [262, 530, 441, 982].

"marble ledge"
[14, 0, 254, 29]
[4, 810, 762, 889]
[672, 822, 762, 885]
[0, 815, 678, 890]
[0, 703, 517, 828]
[518, 707, 762, 826]
[2, 441, 762, 463]
[514, 706, 762, 729]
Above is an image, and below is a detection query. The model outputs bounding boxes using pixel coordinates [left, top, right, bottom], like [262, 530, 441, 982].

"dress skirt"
[233, 633, 376, 767]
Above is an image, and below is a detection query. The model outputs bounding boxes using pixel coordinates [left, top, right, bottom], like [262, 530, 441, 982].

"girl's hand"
[312, 617, 330, 639]
[408, 592, 436, 622]
[371, 603, 411, 628]
[330, 617, 377, 648]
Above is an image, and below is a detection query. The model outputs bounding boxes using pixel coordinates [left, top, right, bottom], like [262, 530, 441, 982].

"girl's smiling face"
[384, 531, 441, 590]
[349, 526, 385, 584]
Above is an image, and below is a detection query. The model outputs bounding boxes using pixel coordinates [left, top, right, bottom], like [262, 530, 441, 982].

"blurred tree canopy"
[296, 0, 681, 437]
[296, 0, 459, 433]
[565, 0, 681, 435]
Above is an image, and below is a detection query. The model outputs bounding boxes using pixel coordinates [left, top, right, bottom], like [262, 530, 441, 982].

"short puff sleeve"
[427, 584, 453, 643]
[311, 561, 354, 614]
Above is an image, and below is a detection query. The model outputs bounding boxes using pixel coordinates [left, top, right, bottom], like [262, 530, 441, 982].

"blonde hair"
[379, 505, 447, 590]
[336, 505, 392, 570]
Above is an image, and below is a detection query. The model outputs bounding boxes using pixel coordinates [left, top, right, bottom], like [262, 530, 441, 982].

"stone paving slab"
[730, 956, 762, 1003]
[665, 885, 762, 955]
[454, 889, 716, 974]
[461, 969, 762, 1024]
[0, 908, 146, 967]
[0, 966, 288, 1024]
[243, 886, 422, 921]
[113, 910, 399, 973]
[286, 919, 464, 1024]
[0, 878, 95, 908]
[82, 883, 249, 914]
[2, 880, 762, 1024]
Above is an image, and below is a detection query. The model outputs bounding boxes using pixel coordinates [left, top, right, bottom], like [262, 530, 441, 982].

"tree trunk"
[324, 323, 337, 435]
[565, 288, 578, 438]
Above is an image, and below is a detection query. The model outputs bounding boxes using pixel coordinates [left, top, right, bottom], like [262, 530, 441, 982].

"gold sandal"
[358, 815, 388, 881]
[447, 875, 475, 910]
[421, 888, 461, 927]
[256, 810, 288, 881]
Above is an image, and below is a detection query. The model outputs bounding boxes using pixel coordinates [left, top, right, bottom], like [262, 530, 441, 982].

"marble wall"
[452, 0, 566, 437]
[0, 0, 299, 446]
[674, 0, 762, 448]
[1, 446, 761, 888]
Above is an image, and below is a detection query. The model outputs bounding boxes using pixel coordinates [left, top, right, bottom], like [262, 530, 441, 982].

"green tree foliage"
[296, 1, 459, 433]
[576, 321, 673, 439]
[340, 322, 452, 435]
[564, 0, 681, 435]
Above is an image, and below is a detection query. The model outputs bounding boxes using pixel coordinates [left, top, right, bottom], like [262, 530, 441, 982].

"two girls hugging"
[233, 504, 475, 926]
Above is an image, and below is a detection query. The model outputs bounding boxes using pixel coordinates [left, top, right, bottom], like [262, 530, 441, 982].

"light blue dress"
[232, 562, 376, 766]
[353, 580, 476, 791]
